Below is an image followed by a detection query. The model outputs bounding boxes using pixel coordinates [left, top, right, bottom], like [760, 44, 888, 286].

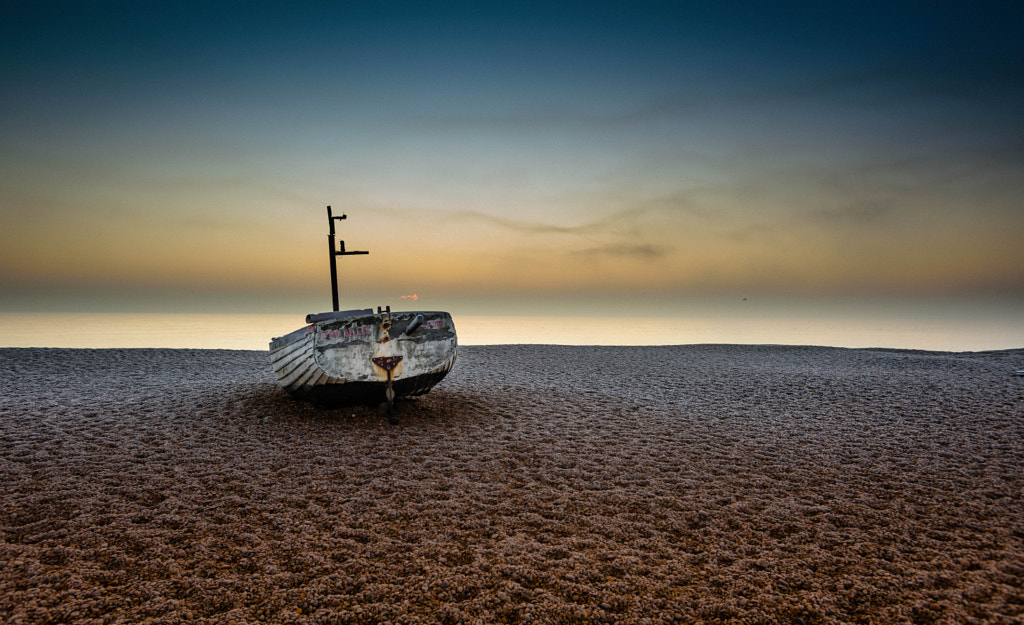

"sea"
[0, 311, 1021, 352]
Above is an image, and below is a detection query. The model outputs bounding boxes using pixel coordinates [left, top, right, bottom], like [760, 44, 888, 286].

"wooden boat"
[269, 207, 457, 415]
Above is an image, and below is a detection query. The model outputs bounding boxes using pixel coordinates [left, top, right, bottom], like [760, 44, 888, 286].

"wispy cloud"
[806, 201, 893, 226]
[437, 210, 597, 235]
[572, 243, 668, 259]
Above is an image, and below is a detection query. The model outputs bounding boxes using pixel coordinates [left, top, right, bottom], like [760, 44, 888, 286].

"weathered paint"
[269, 310, 457, 405]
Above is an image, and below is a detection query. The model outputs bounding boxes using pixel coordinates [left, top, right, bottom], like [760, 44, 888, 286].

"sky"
[2, 1, 1023, 317]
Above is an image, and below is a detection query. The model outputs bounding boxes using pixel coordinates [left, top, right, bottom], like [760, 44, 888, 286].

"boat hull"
[269, 310, 457, 406]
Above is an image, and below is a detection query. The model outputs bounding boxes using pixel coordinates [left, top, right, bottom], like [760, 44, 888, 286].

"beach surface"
[1, 345, 1022, 624]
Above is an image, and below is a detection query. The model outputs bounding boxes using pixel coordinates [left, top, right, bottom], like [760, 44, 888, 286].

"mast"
[326, 206, 369, 312]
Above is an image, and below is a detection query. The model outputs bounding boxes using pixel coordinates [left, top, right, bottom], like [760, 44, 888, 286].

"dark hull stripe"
[293, 368, 454, 406]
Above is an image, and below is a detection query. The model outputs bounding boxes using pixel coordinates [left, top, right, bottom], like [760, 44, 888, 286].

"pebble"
[0, 345, 1019, 624]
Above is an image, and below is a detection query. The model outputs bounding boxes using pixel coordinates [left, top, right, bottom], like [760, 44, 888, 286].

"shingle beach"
[2, 345, 1023, 624]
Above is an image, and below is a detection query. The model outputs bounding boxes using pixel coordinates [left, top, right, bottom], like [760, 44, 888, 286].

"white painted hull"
[269, 310, 457, 405]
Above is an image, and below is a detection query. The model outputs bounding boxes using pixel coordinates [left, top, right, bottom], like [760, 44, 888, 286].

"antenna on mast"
[326, 205, 369, 312]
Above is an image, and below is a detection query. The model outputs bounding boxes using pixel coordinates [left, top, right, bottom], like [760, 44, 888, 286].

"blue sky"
[2, 1, 1022, 314]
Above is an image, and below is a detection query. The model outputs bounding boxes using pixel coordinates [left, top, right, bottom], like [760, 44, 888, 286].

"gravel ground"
[1, 345, 1023, 624]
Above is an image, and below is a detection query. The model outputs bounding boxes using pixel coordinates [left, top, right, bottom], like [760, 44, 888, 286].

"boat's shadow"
[233, 382, 504, 428]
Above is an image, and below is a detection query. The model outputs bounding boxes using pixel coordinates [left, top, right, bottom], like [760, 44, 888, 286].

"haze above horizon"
[2, 2, 1022, 316]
